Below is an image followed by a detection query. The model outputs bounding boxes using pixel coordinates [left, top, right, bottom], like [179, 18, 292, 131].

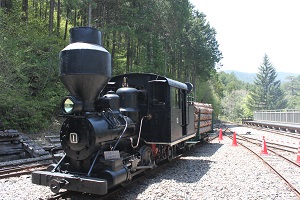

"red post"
[296, 141, 300, 164]
[260, 136, 269, 155]
[218, 128, 223, 140]
[232, 132, 238, 146]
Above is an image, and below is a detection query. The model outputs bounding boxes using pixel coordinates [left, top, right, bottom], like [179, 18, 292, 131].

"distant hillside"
[223, 70, 300, 84]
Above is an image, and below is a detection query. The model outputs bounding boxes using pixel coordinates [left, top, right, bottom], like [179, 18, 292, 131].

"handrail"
[253, 109, 300, 124]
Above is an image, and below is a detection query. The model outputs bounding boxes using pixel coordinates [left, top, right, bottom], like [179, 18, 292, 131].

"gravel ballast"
[0, 132, 298, 199]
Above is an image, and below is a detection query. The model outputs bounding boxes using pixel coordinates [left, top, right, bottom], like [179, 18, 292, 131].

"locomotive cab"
[105, 73, 195, 144]
[143, 79, 195, 144]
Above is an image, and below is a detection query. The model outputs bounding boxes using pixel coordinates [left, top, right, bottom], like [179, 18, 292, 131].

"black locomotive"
[32, 27, 208, 195]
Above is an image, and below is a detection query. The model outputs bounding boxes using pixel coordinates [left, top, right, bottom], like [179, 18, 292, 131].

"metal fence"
[253, 109, 300, 124]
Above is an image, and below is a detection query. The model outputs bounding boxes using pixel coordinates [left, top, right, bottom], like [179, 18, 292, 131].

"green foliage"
[0, 7, 67, 132]
[220, 90, 249, 123]
[241, 94, 254, 117]
[96, 1, 222, 83]
[196, 79, 221, 117]
[282, 75, 300, 108]
[218, 71, 249, 92]
[248, 54, 287, 111]
[217, 57, 298, 123]
[0, 0, 223, 132]
[217, 71, 255, 122]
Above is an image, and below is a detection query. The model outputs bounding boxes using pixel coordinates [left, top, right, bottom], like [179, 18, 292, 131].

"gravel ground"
[0, 131, 299, 200]
[231, 126, 300, 162]
[231, 126, 300, 148]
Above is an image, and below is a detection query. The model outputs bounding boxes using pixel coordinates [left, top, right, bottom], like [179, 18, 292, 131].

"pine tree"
[248, 54, 287, 110]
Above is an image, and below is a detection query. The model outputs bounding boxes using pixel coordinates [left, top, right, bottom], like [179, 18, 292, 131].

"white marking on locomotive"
[104, 151, 120, 160]
[70, 132, 78, 143]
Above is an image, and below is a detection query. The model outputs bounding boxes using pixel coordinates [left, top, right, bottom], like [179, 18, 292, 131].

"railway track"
[236, 134, 298, 154]
[244, 124, 300, 140]
[2, 128, 297, 199]
[0, 153, 63, 179]
[223, 129, 300, 198]
[0, 163, 48, 179]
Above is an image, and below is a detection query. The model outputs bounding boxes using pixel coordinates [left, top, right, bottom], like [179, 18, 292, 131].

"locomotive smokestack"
[59, 27, 111, 111]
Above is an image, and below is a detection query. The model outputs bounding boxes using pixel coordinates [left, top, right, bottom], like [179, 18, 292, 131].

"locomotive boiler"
[32, 27, 212, 195]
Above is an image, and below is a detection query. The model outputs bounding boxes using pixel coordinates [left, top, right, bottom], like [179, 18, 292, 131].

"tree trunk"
[63, 8, 69, 40]
[88, 2, 92, 27]
[0, 0, 12, 12]
[56, 0, 60, 35]
[126, 36, 131, 73]
[49, 0, 55, 35]
[74, 10, 77, 27]
[39, 0, 42, 18]
[192, 61, 197, 98]
[33, 0, 38, 17]
[171, 44, 176, 78]
[164, 38, 167, 76]
[22, 0, 28, 21]
[111, 30, 116, 74]
[130, 39, 133, 71]
[44, 0, 47, 20]
[177, 50, 182, 81]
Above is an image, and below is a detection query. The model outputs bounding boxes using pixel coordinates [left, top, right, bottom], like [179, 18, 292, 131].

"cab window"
[152, 83, 166, 105]
[171, 88, 181, 109]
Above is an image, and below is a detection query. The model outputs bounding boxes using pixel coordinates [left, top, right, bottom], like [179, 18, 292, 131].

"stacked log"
[0, 130, 49, 162]
[193, 102, 213, 134]
[0, 130, 24, 162]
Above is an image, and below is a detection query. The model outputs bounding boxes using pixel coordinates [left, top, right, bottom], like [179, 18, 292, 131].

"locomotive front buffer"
[32, 171, 108, 195]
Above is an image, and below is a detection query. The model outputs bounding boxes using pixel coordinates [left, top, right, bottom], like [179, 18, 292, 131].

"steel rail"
[223, 131, 300, 199]
[236, 134, 297, 153]
[244, 124, 300, 140]
[0, 163, 48, 179]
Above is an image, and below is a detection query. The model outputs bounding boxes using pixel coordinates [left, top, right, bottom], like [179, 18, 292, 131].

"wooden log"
[195, 126, 212, 134]
[193, 102, 213, 114]
[195, 120, 212, 129]
[0, 137, 20, 143]
[0, 155, 52, 168]
[20, 135, 49, 157]
[48, 138, 61, 143]
[193, 101, 213, 134]
[194, 113, 212, 121]
[193, 102, 213, 108]
[44, 135, 60, 138]
[0, 148, 25, 156]
[194, 107, 213, 114]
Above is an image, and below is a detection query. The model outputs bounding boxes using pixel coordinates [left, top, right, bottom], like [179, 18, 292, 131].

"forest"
[0, 0, 299, 132]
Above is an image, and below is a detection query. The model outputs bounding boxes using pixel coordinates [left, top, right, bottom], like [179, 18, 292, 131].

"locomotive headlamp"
[63, 98, 74, 113]
[61, 96, 83, 114]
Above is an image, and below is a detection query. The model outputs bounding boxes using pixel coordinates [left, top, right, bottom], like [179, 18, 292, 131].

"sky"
[189, 0, 300, 74]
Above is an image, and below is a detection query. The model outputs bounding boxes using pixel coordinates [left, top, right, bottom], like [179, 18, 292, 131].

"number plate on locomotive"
[104, 150, 120, 160]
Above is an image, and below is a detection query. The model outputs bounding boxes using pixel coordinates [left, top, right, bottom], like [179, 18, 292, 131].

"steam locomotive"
[32, 27, 212, 195]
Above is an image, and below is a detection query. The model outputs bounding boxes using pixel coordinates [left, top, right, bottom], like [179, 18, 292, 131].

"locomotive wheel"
[139, 145, 154, 166]
[167, 146, 173, 162]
